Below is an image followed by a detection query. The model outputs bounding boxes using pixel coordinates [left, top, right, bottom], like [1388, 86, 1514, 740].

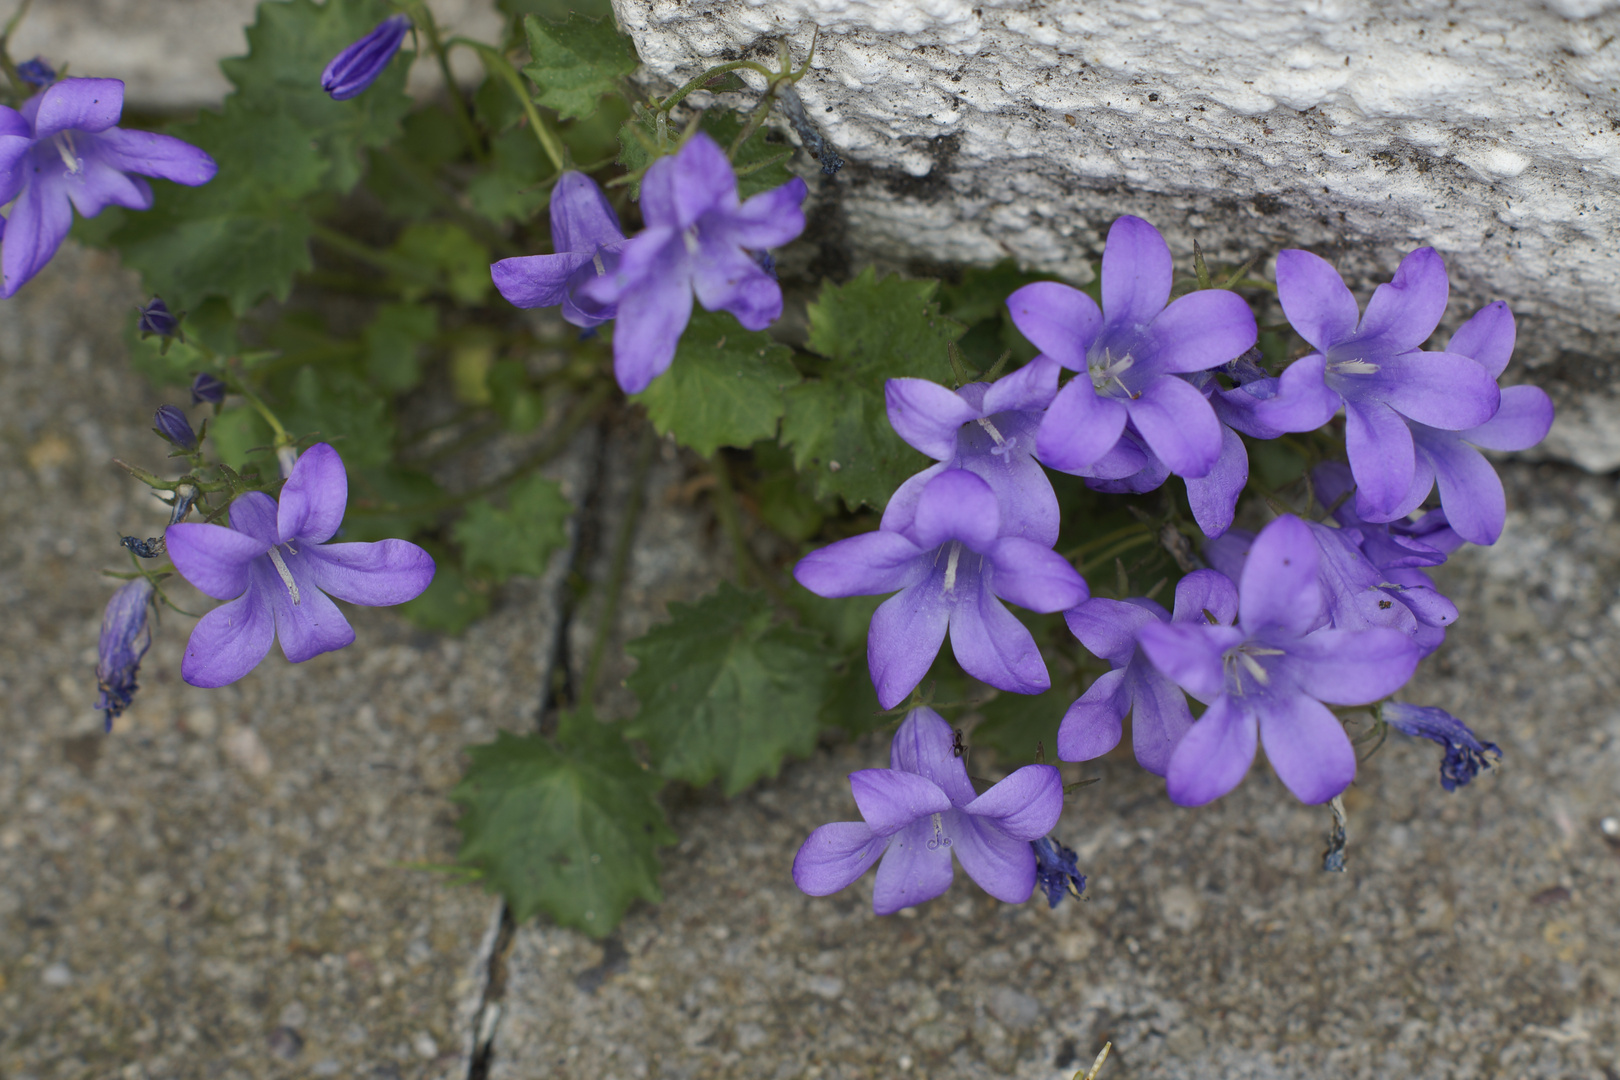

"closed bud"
[96, 578, 155, 731]
[17, 57, 55, 88]
[138, 297, 179, 338]
[153, 404, 197, 449]
[321, 15, 411, 101]
[189, 372, 225, 405]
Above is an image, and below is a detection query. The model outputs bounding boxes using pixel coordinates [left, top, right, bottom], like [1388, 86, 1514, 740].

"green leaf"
[970, 678, 1074, 763]
[453, 714, 674, 935]
[126, 332, 209, 389]
[281, 366, 396, 469]
[488, 360, 545, 433]
[220, 0, 414, 194]
[631, 312, 800, 457]
[452, 473, 573, 582]
[399, 550, 491, 633]
[343, 464, 445, 543]
[206, 405, 274, 474]
[464, 127, 551, 226]
[364, 303, 439, 392]
[392, 222, 493, 305]
[781, 269, 965, 509]
[699, 112, 794, 199]
[626, 582, 832, 795]
[521, 13, 638, 121]
[792, 592, 886, 735]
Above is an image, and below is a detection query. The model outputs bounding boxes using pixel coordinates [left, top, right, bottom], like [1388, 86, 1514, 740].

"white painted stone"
[615, 0, 1620, 468]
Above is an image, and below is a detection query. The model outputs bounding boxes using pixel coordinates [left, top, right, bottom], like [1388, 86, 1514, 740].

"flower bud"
[96, 578, 154, 731]
[189, 372, 226, 405]
[321, 15, 411, 101]
[153, 404, 197, 449]
[138, 297, 179, 338]
[17, 57, 55, 88]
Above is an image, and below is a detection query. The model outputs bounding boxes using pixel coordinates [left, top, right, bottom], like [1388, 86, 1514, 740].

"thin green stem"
[655, 59, 776, 115]
[0, 0, 35, 98]
[582, 423, 657, 703]
[408, 4, 486, 163]
[310, 225, 437, 287]
[380, 146, 522, 257]
[451, 37, 566, 174]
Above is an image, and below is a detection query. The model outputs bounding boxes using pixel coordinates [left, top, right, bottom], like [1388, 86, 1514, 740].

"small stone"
[41, 962, 72, 987]
[804, 974, 844, 999]
[734, 1022, 768, 1050]
[370, 1066, 404, 1080]
[278, 1001, 308, 1028]
[412, 1032, 439, 1059]
[986, 985, 1042, 1031]
[311, 1060, 341, 1077]
[222, 726, 272, 778]
[267, 1026, 304, 1061]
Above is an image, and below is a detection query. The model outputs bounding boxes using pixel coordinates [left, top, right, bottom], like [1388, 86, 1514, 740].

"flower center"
[1089, 347, 1138, 397]
[925, 812, 953, 850]
[592, 250, 606, 277]
[942, 541, 963, 595]
[53, 132, 82, 175]
[1328, 357, 1380, 377]
[267, 545, 302, 606]
[1223, 642, 1284, 693]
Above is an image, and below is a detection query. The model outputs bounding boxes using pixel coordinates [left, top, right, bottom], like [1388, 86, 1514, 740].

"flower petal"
[165, 522, 271, 600]
[278, 442, 347, 544]
[913, 469, 1000, 551]
[1354, 247, 1448, 354]
[1137, 622, 1241, 702]
[1286, 627, 1422, 704]
[1146, 288, 1258, 374]
[1171, 568, 1239, 626]
[89, 128, 217, 186]
[951, 814, 1037, 903]
[949, 580, 1050, 695]
[1127, 374, 1223, 478]
[1422, 433, 1508, 546]
[1373, 350, 1500, 430]
[266, 562, 355, 664]
[1034, 378, 1129, 474]
[793, 821, 888, 896]
[719, 176, 808, 250]
[1165, 694, 1257, 806]
[640, 132, 733, 230]
[491, 251, 593, 309]
[1345, 401, 1417, 520]
[849, 768, 952, 837]
[1066, 597, 1163, 665]
[1129, 667, 1196, 776]
[960, 439, 1059, 547]
[63, 157, 151, 217]
[226, 491, 281, 544]
[878, 461, 947, 539]
[1446, 300, 1515, 378]
[888, 707, 977, 805]
[794, 530, 924, 598]
[1006, 281, 1102, 371]
[1275, 249, 1360, 352]
[871, 818, 954, 914]
[548, 170, 623, 254]
[1184, 423, 1248, 537]
[609, 243, 693, 394]
[1100, 215, 1172, 328]
[1252, 353, 1343, 433]
[1056, 667, 1129, 761]
[0, 158, 73, 297]
[1464, 385, 1554, 452]
[965, 764, 1064, 840]
[981, 355, 1060, 414]
[33, 77, 124, 137]
[885, 378, 979, 460]
[298, 539, 436, 606]
[986, 537, 1088, 612]
[1237, 514, 1323, 635]
[181, 582, 276, 688]
[868, 579, 951, 709]
[1255, 692, 1356, 805]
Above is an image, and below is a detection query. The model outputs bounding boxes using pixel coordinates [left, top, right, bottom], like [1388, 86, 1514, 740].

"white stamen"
[592, 251, 606, 277]
[683, 228, 701, 256]
[1332, 359, 1381, 376]
[267, 547, 301, 606]
[926, 811, 951, 850]
[942, 541, 962, 594]
[1238, 651, 1269, 685]
[1090, 347, 1137, 393]
[54, 133, 82, 174]
[976, 417, 1006, 446]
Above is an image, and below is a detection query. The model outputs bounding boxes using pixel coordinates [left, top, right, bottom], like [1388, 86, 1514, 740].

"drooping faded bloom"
[1010, 216, 1257, 481]
[96, 577, 154, 731]
[793, 708, 1065, 913]
[1138, 515, 1422, 806]
[1382, 701, 1501, 791]
[883, 357, 1062, 545]
[0, 78, 217, 296]
[153, 404, 196, 449]
[578, 133, 808, 393]
[794, 469, 1088, 709]
[1031, 835, 1087, 908]
[492, 171, 625, 329]
[1391, 302, 1555, 545]
[166, 444, 435, 687]
[1059, 569, 1238, 774]
[321, 14, 411, 101]
[1256, 247, 1501, 520]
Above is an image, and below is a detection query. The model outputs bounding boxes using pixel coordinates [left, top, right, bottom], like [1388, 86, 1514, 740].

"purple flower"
[792, 708, 1065, 913]
[794, 469, 1088, 709]
[491, 171, 626, 329]
[165, 443, 435, 688]
[1137, 515, 1422, 806]
[883, 357, 1062, 545]
[1312, 462, 1449, 571]
[0, 78, 217, 296]
[137, 296, 179, 337]
[96, 577, 154, 731]
[153, 404, 196, 449]
[190, 372, 226, 406]
[1009, 216, 1257, 480]
[1059, 568, 1238, 775]
[1257, 248, 1501, 520]
[17, 58, 55, 89]
[578, 133, 808, 394]
[1382, 701, 1501, 791]
[1389, 303, 1554, 545]
[321, 14, 411, 101]
[1031, 835, 1087, 908]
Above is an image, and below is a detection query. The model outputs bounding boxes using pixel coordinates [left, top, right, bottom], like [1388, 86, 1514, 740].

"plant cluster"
[12, 0, 1547, 938]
